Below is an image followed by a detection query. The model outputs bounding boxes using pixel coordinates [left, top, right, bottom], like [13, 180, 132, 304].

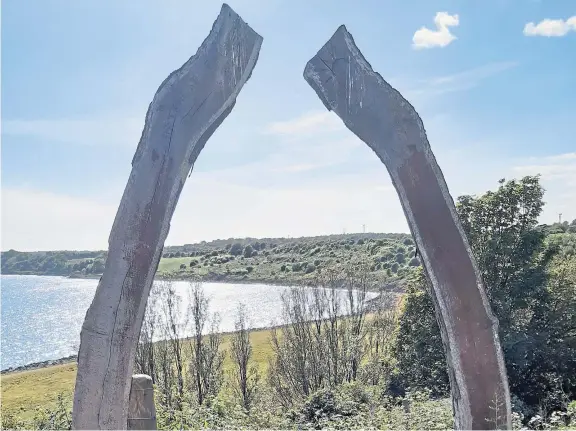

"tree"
[396, 176, 576, 410]
[187, 283, 224, 405]
[230, 243, 243, 256]
[243, 245, 254, 258]
[230, 304, 260, 410]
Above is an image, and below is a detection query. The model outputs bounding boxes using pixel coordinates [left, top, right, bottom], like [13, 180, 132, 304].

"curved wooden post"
[72, 4, 262, 429]
[127, 375, 156, 430]
[303, 26, 511, 430]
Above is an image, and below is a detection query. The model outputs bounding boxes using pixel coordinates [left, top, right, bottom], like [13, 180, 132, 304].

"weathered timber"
[72, 5, 262, 429]
[127, 375, 156, 430]
[304, 25, 511, 430]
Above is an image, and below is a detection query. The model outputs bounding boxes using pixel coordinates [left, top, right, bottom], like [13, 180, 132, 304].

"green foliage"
[1, 394, 72, 430]
[394, 270, 449, 396]
[243, 245, 254, 258]
[396, 176, 576, 415]
[304, 264, 316, 274]
[229, 243, 243, 256]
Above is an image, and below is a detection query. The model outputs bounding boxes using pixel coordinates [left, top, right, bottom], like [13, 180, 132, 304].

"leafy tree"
[230, 304, 260, 411]
[395, 176, 576, 409]
[244, 245, 254, 258]
[230, 243, 243, 256]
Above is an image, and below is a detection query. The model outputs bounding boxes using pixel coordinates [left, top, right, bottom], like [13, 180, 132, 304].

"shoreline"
[2, 272, 404, 293]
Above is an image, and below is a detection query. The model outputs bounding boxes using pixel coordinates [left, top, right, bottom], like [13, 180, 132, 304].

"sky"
[1, 0, 575, 251]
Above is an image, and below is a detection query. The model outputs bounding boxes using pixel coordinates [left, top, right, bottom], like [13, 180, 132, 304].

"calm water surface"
[1, 275, 375, 370]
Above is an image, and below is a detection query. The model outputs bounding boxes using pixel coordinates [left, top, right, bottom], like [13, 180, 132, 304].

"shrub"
[243, 245, 254, 258]
[305, 264, 316, 274]
[230, 243, 243, 256]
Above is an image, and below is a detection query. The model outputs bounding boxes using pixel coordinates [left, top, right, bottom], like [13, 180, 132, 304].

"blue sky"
[2, 0, 575, 251]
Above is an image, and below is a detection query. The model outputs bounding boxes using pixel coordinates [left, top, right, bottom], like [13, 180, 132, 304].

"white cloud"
[512, 152, 576, 220]
[523, 16, 576, 37]
[513, 152, 576, 184]
[1, 189, 117, 251]
[2, 113, 143, 147]
[1, 169, 406, 251]
[412, 12, 459, 49]
[263, 111, 343, 136]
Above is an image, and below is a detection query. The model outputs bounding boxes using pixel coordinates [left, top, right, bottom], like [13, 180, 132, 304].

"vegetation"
[2, 176, 576, 430]
[1, 233, 419, 286]
[395, 176, 576, 425]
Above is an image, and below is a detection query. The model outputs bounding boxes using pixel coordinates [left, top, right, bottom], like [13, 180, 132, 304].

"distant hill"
[3, 223, 571, 286]
[0, 233, 417, 286]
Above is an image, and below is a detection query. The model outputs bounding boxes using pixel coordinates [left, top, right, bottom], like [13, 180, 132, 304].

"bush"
[230, 243, 243, 256]
[246, 266, 254, 273]
[280, 264, 286, 272]
[305, 264, 316, 274]
[244, 245, 254, 258]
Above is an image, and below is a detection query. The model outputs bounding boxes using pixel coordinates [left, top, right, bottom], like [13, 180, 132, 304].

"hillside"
[1, 232, 420, 286]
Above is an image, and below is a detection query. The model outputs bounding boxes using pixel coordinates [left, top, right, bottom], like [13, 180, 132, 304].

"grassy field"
[1, 328, 275, 419]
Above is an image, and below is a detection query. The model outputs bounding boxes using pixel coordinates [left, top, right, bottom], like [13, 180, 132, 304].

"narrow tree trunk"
[72, 5, 262, 429]
[303, 25, 511, 430]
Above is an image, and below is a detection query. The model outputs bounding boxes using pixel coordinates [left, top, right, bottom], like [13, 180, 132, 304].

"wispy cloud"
[524, 16, 576, 37]
[412, 12, 459, 49]
[513, 152, 576, 184]
[511, 152, 576, 218]
[2, 113, 143, 147]
[404, 62, 518, 103]
[2, 168, 403, 251]
[263, 111, 343, 137]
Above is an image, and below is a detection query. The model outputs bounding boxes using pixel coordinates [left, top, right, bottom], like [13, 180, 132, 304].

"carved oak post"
[72, 5, 262, 429]
[304, 26, 511, 430]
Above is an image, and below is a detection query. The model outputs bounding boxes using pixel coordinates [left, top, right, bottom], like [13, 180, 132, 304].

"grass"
[156, 257, 195, 273]
[0, 328, 276, 419]
[1, 363, 77, 419]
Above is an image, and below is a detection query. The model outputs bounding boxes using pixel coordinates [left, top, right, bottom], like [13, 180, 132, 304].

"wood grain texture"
[72, 5, 262, 429]
[127, 375, 156, 430]
[304, 25, 511, 430]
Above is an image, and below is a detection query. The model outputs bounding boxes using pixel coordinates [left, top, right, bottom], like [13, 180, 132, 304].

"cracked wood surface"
[72, 5, 262, 429]
[304, 25, 511, 430]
